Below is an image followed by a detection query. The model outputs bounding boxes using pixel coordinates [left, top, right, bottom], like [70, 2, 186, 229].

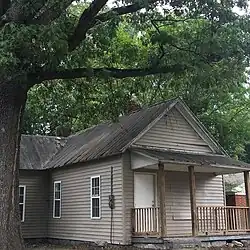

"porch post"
[188, 165, 197, 236]
[244, 171, 250, 228]
[158, 162, 166, 237]
[244, 171, 250, 207]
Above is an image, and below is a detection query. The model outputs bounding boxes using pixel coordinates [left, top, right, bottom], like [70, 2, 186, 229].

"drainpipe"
[109, 166, 114, 243]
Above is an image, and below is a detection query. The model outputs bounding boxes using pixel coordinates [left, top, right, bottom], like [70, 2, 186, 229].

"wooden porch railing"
[132, 207, 160, 235]
[197, 206, 250, 234]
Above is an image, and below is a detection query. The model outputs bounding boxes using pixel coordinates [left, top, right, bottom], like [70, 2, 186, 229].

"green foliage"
[24, 16, 250, 162]
[11, 1, 249, 162]
[0, 11, 75, 78]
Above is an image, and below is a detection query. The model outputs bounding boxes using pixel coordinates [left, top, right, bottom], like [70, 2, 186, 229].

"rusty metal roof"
[20, 135, 66, 170]
[20, 98, 250, 171]
[45, 99, 176, 169]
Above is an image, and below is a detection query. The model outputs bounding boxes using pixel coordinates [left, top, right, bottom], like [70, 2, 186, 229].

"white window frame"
[19, 185, 26, 222]
[90, 176, 101, 219]
[53, 181, 61, 219]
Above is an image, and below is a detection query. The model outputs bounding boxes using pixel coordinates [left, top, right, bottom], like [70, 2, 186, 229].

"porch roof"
[132, 147, 250, 174]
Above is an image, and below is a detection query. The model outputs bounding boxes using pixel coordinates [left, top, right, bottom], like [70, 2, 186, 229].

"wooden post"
[188, 165, 197, 236]
[244, 171, 250, 229]
[158, 162, 166, 237]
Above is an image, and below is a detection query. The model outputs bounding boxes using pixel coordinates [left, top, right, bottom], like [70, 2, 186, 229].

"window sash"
[53, 181, 61, 218]
[19, 185, 26, 222]
[91, 176, 100, 219]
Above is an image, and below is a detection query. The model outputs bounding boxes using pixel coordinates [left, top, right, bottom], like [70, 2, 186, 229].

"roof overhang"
[131, 148, 250, 175]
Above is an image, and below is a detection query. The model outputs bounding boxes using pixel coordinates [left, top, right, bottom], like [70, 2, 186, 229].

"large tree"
[0, 0, 249, 249]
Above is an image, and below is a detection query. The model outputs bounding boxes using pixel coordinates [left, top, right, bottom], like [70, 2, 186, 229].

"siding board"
[20, 170, 49, 238]
[122, 152, 134, 244]
[165, 171, 224, 236]
[47, 157, 124, 244]
[134, 107, 212, 153]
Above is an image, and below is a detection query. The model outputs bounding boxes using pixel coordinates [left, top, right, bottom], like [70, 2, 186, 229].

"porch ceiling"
[131, 148, 250, 174]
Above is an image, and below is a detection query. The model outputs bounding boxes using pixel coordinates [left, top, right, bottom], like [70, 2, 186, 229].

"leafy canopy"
[22, 6, 250, 162]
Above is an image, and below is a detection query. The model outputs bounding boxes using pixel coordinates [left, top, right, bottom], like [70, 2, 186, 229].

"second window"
[53, 181, 61, 218]
[91, 176, 100, 219]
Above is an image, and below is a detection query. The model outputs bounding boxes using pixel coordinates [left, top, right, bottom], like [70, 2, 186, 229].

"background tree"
[24, 18, 250, 160]
[0, 0, 250, 249]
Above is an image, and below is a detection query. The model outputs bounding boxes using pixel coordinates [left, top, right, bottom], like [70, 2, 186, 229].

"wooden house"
[19, 99, 250, 245]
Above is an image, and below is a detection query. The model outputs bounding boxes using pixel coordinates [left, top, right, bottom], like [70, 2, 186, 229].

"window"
[91, 176, 100, 219]
[53, 181, 61, 218]
[19, 185, 26, 222]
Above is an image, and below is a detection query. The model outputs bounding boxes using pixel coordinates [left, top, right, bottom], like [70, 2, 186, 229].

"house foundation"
[132, 235, 250, 249]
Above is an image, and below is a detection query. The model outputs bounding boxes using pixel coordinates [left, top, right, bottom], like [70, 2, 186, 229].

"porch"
[132, 206, 250, 236]
[130, 148, 250, 238]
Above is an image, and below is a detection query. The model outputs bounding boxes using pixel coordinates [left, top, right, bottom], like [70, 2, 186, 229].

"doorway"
[134, 173, 156, 208]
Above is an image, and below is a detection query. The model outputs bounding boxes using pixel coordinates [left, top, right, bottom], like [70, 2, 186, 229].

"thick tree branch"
[34, 64, 186, 81]
[69, 0, 159, 51]
[95, 2, 149, 23]
[68, 0, 108, 51]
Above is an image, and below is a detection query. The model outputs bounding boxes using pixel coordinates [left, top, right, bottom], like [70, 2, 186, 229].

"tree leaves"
[23, 7, 250, 163]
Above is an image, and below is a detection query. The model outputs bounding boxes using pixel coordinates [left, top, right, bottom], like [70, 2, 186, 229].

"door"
[134, 173, 155, 208]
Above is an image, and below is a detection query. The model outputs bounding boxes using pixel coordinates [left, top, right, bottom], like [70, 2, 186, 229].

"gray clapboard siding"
[122, 152, 134, 244]
[165, 171, 224, 236]
[134, 107, 212, 153]
[19, 170, 49, 238]
[47, 156, 125, 244]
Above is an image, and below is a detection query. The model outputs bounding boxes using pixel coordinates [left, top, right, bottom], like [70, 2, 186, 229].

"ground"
[26, 243, 143, 250]
[25, 243, 250, 250]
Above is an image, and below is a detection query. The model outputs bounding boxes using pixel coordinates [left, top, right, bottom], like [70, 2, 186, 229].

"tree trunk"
[0, 83, 28, 250]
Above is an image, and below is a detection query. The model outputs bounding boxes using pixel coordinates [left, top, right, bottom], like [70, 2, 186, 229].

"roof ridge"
[68, 98, 179, 138]
[122, 97, 179, 115]
[145, 97, 179, 109]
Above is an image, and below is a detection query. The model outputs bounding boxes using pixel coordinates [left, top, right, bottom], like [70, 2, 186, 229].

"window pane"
[19, 204, 23, 221]
[95, 178, 99, 187]
[55, 191, 60, 199]
[91, 177, 100, 196]
[54, 200, 60, 217]
[55, 183, 61, 192]
[92, 187, 99, 196]
[92, 198, 100, 218]
[19, 194, 24, 204]
[19, 187, 24, 196]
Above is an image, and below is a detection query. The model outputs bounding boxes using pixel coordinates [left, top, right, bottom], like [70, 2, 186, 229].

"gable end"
[133, 106, 214, 154]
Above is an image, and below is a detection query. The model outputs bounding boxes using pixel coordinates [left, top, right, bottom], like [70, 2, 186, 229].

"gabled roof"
[174, 101, 227, 155]
[20, 135, 66, 170]
[45, 99, 176, 169]
[20, 98, 233, 170]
